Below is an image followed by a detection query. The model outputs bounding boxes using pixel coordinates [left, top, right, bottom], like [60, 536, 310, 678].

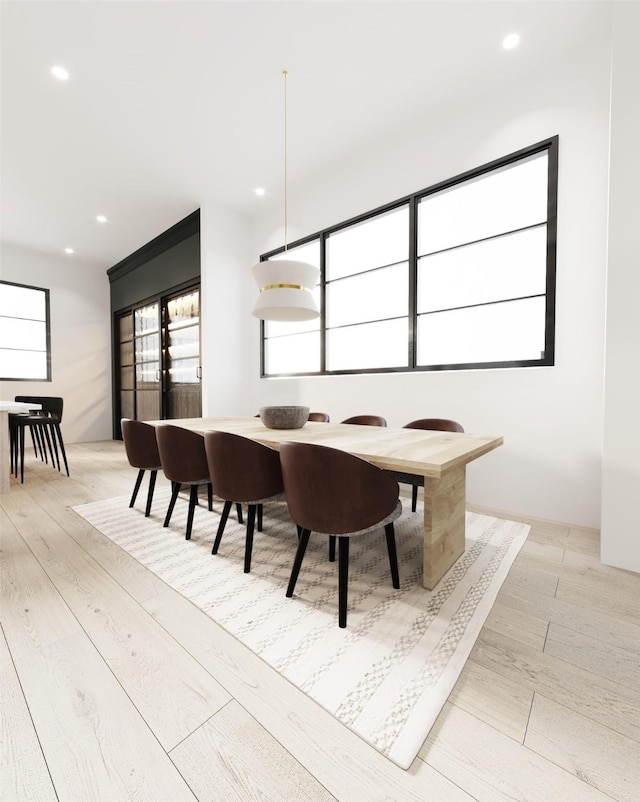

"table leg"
[422, 464, 466, 589]
[0, 411, 10, 494]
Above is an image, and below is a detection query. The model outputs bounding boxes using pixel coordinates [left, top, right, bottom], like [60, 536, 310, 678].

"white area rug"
[73, 490, 529, 769]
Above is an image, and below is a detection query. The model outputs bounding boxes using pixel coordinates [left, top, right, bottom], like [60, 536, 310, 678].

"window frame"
[259, 136, 558, 378]
[0, 279, 52, 381]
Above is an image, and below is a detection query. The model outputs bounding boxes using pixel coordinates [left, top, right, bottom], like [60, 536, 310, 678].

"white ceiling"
[1, 1, 611, 269]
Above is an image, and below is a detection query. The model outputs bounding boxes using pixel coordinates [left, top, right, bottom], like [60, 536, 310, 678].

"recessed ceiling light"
[64, 247, 74, 254]
[51, 65, 70, 81]
[255, 187, 266, 196]
[96, 214, 108, 223]
[502, 33, 520, 50]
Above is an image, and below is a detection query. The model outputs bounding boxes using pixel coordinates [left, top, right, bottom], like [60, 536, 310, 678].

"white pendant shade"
[252, 259, 320, 322]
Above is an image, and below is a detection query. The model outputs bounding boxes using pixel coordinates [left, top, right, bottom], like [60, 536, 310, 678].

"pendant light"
[251, 71, 320, 322]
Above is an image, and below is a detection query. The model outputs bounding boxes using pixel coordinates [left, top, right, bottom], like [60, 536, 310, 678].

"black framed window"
[259, 137, 557, 377]
[0, 280, 51, 381]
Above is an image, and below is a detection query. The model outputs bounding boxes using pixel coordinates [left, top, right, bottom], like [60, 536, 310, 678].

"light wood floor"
[1, 441, 639, 802]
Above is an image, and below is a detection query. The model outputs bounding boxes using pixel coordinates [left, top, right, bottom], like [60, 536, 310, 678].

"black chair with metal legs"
[279, 441, 401, 628]
[204, 431, 284, 574]
[10, 396, 69, 483]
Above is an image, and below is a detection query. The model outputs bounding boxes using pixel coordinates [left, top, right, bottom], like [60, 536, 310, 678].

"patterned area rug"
[73, 490, 529, 769]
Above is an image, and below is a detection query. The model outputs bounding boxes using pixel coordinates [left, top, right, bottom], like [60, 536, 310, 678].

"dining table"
[149, 416, 503, 590]
[0, 400, 43, 493]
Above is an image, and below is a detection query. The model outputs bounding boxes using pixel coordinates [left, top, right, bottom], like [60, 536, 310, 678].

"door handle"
[196, 366, 202, 379]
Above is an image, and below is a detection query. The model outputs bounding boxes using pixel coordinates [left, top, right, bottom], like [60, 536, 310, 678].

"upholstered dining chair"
[155, 424, 214, 540]
[204, 431, 285, 573]
[121, 419, 163, 517]
[279, 441, 401, 628]
[392, 418, 465, 512]
[308, 412, 330, 422]
[340, 414, 387, 427]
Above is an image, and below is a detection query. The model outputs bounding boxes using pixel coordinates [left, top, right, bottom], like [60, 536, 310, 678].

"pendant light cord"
[283, 69, 288, 252]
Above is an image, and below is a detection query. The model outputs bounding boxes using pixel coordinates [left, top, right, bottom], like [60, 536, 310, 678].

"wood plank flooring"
[2, 441, 639, 801]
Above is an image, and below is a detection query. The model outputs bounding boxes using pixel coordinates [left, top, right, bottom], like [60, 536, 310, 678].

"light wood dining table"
[0, 400, 43, 493]
[148, 416, 503, 589]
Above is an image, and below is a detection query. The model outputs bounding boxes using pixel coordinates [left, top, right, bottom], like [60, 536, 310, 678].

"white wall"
[245, 40, 612, 529]
[0, 242, 112, 443]
[601, 3, 640, 573]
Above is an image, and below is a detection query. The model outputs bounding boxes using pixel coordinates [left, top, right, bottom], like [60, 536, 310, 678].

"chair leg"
[9, 423, 15, 474]
[53, 423, 69, 476]
[32, 425, 47, 463]
[207, 483, 213, 511]
[286, 529, 311, 597]
[130, 469, 145, 507]
[164, 482, 181, 527]
[338, 537, 350, 628]
[411, 485, 418, 513]
[186, 484, 199, 540]
[329, 535, 336, 562]
[48, 425, 61, 471]
[212, 500, 232, 554]
[244, 505, 258, 574]
[385, 523, 400, 589]
[19, 425, 25, 483]
[28, 425, 40, 460]
[39, 425, 56, 470]
[257, 503, 263, 532]
[144, 470, 157, 516]
[236, 503, 243, 524]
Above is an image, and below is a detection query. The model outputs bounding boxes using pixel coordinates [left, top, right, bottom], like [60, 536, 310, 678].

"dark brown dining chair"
[204, 431, 285, 573]
[155, 424, 214, 540]
[308, 412, 330, 422]
[340, 414, 387, 427]
[121, 419, 163, 517]
[394, 418, 465, 512]
[280, 441, 401, 628]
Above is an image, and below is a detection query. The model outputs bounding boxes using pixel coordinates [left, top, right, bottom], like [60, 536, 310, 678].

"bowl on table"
[259, 405, 309, 430]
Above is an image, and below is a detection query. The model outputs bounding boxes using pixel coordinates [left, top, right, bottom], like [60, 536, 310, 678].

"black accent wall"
[107, 210, 200, 310]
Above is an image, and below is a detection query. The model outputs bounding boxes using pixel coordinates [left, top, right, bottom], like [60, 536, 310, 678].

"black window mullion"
[320, 232, 327, 373]
[544, 137, 559, 365]
[408, 196, 417, 368]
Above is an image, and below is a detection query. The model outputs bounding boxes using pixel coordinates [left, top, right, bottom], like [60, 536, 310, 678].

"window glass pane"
[0, 348, 47, 379]
[418, 152, 548, 255]
[265, 331, 321, 374]
[136, 361, 160, 383]
[167, 291, 199, 328]
[417, 297, 546, 366]
[0, 284, 46, 320]
[265, 240, 321, 338]
[168, 358, 199, 384]
[0, 317, 47, 351]
[327, 318, 408, 371]
[135, 303, 159, 334]
[327, 263, 408, 328]
[418, 226, 547, 313]
[327, 205, 409, 281]
[135, 333, 159, 362]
